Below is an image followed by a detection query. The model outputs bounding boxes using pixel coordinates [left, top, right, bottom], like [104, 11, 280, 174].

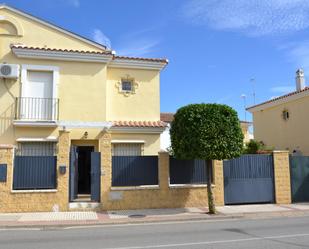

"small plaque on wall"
[0, 164, 7, 182]
[109, 191, 123, 200]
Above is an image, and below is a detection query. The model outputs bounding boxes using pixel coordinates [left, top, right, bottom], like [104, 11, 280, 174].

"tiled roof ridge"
[112, 120, 167, 128]
[10, 44, 112, 55]
[114, 55, 168, 63]
[247, 86, 309, 110]
[10, 44, 168, 63]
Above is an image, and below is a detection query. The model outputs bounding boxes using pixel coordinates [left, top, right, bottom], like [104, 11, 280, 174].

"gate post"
[273, 151, 291, 204]
[213, 160, 224, 206]
[99, 130, 112, 208]
[57, 130, 70, 210]
[158, 151, 169, 191]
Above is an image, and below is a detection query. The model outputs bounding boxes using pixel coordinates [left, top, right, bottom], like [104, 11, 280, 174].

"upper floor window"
[116, 75, 138, 97]
[121, 79, 133, 92]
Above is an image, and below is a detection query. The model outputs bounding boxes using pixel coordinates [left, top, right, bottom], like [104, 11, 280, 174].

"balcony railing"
[15, 97, 59, 121]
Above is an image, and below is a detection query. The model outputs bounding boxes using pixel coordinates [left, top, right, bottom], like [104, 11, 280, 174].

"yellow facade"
[0, 5, 164, 152]
[0, 5, 172, 212]
[250, 94, 309, 155]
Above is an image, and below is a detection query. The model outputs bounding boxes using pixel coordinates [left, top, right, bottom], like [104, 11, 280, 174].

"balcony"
[14, 97, 59, 127]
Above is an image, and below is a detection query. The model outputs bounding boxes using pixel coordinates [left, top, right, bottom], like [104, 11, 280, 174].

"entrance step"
[74, 194, 91, 202]
[69, 202, 100, 210]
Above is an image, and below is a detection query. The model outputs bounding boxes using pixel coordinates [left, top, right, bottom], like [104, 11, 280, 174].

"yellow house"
[247, 69, 309, 155]
[0, 5, 174, 212]
[240, 121, 253, 144]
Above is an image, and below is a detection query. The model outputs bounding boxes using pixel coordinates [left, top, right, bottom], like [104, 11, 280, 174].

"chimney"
[296, 69, 305, 91]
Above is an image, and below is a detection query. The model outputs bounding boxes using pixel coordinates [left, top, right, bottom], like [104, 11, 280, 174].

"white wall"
[160, 124, 171, 151]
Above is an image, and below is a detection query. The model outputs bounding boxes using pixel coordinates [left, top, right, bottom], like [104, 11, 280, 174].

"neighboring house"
[0, 5, 168, 211]
[240, 121, 254, 144]
[247, 69, 309, 155]
[160, 113, 174, 151]
[160, 112, 253, 151]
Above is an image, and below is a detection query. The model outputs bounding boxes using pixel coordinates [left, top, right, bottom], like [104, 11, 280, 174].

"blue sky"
[4, 0, 309, 121]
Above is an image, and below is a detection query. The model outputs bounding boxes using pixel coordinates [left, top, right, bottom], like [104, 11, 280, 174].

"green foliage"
[243, 139, 274, 154]
[243, 139, 262, 154]
[170, 104, 244, 160]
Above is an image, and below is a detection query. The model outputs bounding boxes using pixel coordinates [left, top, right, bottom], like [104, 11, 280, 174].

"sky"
[3, 0, 309, 121]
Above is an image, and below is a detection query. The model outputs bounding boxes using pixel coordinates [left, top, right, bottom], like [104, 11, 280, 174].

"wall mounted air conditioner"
[0, 64, 20, 79]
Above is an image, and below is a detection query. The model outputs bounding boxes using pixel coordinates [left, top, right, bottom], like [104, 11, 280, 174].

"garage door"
[224, 154, 275, 205]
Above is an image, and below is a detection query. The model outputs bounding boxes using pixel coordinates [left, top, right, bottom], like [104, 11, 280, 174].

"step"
[69, 202, 100, 210]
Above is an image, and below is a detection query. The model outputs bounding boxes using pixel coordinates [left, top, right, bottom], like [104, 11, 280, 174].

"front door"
[21, 71, 53, 120]
[70, 146, 101, 202]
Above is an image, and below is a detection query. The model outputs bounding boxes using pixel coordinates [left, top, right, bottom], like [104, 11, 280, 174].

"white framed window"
[16, 142, 57, 156]
[21, 65, 59, 100]
[112, 143, 143, 156]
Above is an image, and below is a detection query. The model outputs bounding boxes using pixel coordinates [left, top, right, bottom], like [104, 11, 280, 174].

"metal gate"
[290, 155, 309, 203]
[224, 154, 274, 204]
[91, 152, 101, 202]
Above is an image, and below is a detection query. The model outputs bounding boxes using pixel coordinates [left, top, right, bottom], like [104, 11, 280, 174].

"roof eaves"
[246, 87, 309, 112]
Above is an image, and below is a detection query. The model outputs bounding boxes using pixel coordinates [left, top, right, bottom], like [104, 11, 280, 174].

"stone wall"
[102, 149, 224, 210]
[0, 131, 70, 212]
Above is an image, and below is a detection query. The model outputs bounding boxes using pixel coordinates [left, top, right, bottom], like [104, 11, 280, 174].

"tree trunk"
[206, 159, 216, 214]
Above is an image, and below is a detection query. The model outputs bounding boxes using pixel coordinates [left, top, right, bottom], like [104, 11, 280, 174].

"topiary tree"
[170, 104, 244, 214]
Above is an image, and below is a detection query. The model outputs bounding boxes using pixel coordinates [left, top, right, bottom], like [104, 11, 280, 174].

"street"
[0, 216, 309, 249]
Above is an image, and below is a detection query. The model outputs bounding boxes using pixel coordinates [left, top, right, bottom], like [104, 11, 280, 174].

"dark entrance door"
[77, 146, 94, 195]
[224, 154, 275, 205]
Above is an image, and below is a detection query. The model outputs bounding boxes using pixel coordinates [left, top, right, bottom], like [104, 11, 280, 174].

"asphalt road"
[1, 216, 309, 249]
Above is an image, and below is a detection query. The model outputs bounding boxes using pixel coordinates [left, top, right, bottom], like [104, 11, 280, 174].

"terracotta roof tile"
[10, 44, 112, 55]
[160, 113, 174, 123]
[112, 121, 167, 128]
[247, 87, 309, 110]
[114, 55, 168, 63]
[10, 44, 168, 63]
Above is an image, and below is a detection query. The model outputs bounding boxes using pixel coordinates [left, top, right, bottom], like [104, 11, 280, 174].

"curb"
[1, 210, 309, 229]
[0, 214, 243, 229]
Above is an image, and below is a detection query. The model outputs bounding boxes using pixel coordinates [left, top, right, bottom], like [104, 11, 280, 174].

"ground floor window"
[112, 143, 143, 156]
[16, 142, 56, 156]
[13, 141, 57, 190]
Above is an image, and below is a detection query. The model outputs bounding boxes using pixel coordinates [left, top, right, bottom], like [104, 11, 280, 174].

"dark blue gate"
[91, 152, 101, 202]
[112, 156, 158, 186]
[13, 156, 57, 190]
[290, 155, 309, 203]
[69, 146, 78, 202]
[169, 158, 207, 184]
[224, 154, 274, 204]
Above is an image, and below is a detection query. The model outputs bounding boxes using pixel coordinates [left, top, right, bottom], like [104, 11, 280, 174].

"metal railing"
[15, 97, 59, 121]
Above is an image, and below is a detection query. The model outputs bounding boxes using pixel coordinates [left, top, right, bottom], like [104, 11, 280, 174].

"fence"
[169, 158, 207, 184]
[13, 156, 57, 190]
[112, 156, 158, 186]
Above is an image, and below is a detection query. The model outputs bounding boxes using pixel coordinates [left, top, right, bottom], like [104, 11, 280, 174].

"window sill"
[111, 185, 159, 191]
[169, 184, 215, 189]
[11, 189, 57, 193]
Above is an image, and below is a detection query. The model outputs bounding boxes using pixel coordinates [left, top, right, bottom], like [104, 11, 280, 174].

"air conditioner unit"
[0, 64, 20, 79]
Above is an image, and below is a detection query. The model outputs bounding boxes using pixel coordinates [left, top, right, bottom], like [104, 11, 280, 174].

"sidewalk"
[0, 204, 309, 228]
